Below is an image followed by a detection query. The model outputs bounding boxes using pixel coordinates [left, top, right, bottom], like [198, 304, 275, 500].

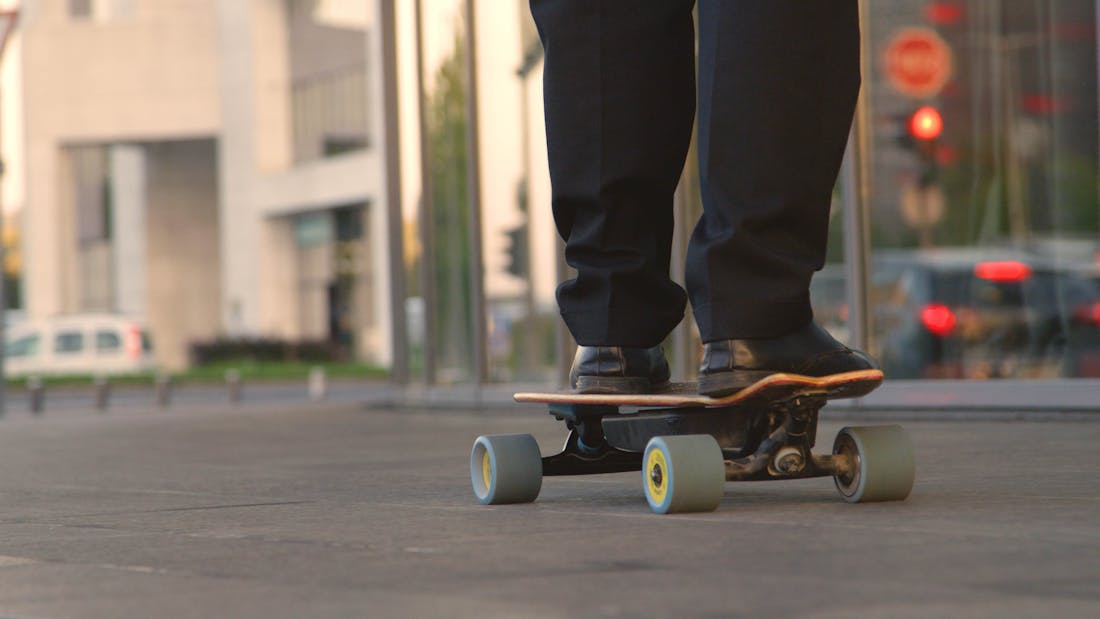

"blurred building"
[17, 0, 394, 369]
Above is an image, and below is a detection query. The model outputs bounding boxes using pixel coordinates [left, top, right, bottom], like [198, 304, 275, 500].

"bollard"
[93, 375, 110, 411]
[226, 368, 242, 404]
[308, 366, 327, 402]
[155, 373, 172, 408]
[28, 376, 44, 415]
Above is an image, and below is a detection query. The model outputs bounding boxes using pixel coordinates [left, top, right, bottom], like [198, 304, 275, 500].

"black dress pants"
[531, 0, 861, 346]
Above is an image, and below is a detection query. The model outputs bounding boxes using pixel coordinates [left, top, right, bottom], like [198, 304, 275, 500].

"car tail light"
[1073, 301, 1100, 326]
[974, 260, 1032, 282]
[124, 323, 143, 360]
[920, 303, 957, 337]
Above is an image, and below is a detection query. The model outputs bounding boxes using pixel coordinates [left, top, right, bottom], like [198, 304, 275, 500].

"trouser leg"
[688, 0, 861, 342]
[531, 0, 696, 347]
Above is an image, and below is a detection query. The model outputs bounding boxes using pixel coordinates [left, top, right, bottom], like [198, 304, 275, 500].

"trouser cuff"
[694, 298, 813, 342]
[562, 308, 684, 348]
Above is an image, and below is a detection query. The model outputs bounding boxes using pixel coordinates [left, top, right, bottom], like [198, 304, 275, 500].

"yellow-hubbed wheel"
[471, 434, 542, 505]
[642, 435, 725, 514]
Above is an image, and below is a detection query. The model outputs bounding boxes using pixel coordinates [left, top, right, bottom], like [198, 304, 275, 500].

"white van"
[5, 314, 155, 377]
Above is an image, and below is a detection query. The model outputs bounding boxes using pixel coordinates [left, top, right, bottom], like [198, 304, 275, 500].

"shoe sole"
[574, 376, 670, 395]
[697, 369, 775, 398]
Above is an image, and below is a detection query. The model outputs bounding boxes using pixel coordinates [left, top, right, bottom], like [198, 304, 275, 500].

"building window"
[286, 0, 370, 163]
[69, 0, 135, 22]
[69, 0, 92, 19]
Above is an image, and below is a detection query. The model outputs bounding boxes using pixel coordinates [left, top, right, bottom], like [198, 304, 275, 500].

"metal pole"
[464, 0, 488, 385]
[414, 0, 437, 385]
[378, 0, 409, 385]
[840, 0, 873, 358]
[155, 373, 172, 407]
[555, 238, 573, 388]
[27, 375, 43, 414]
[0, 10, 18, 417]
[93, 375, 110, 411]
[308, 365, 327, 401]
[226, 368, 242, 404]
[0, 160, 5, 416]
[670, 176, 691, 383]
[840, 134, 870, 355]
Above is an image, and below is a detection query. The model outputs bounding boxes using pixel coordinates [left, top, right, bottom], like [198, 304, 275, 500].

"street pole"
[0, 157, 5, 416]
[0, 10, 20, 416]
[414, 0, 437, 385]
[377, 0, 409, 385]
[840, 0, 872, 361]
[464, 0, 488, 386]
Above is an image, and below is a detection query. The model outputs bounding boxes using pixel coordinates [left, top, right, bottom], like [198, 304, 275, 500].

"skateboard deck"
[514, 369, 884, 409]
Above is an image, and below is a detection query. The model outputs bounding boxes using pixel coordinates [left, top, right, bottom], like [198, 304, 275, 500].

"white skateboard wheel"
[832, 425, 915, 503]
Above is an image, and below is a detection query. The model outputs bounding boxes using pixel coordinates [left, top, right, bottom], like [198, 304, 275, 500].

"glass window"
[865, 3, 1100, 379]
[482, 5, 560, 383]
[8, 334, 40, 358]
[285, 0, 370, 164]
[96, 330, 122, 352]
[54, 331, 85, 354]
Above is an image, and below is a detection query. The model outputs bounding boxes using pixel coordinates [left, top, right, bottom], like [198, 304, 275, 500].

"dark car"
[1063, 268, 1100, 377]
[870, 249, 1100, 379]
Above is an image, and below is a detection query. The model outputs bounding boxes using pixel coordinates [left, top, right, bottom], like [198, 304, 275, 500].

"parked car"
[1063, 265, 1100, 377]
[872, 249, 1100, 379]
[5, 314, 154, 377]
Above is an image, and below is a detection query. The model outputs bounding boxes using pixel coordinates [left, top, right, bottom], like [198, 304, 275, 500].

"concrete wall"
[22, 0, 221, 319]
[144, 140, 221, 370]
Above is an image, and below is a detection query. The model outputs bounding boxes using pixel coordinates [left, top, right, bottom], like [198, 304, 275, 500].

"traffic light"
[504, 223, 529, 279]
[909, 106, 943, 141]
[907, 105, 943, 188]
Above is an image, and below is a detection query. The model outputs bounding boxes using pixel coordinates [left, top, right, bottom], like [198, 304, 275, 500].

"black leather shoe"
[699, 322, 878, 397]
[569, 346, 671, 394]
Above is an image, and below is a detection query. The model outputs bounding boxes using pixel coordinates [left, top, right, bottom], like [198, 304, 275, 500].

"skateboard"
[470, 369, 915, 514]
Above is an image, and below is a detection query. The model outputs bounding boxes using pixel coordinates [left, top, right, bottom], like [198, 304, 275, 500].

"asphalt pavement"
[0, 396, 1097, 618]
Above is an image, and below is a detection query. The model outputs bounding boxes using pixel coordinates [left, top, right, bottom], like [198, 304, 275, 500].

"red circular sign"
[883, 28, 953, 98]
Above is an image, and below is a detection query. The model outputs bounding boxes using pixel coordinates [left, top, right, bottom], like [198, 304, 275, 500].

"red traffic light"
[909, 106, 943, 140]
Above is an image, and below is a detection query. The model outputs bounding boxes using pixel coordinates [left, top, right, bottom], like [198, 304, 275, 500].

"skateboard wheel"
[832, 425, 915, 503]
[470, 434, 542, 505]
[642, 435, 725, 514]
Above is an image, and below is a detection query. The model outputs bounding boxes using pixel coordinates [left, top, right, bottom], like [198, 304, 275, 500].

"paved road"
[0, 400, 1097, 618]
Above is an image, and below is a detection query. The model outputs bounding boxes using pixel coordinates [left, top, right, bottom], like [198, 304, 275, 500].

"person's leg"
[531, 0, 695, 348]
[531, 0, 696, 393]
[690, 0, 874, 395]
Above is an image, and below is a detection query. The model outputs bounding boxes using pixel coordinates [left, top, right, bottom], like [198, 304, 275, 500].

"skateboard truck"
[541, 403, 643, 475]
[540, 395, 836, 481]
[722, 394, 833, 482]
